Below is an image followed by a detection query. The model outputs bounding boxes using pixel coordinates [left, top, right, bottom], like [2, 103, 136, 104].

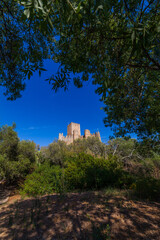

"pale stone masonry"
[59, 122, 101, 145]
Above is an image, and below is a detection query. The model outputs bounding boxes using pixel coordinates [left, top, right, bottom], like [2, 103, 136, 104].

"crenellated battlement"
[58, 122, 101, 145]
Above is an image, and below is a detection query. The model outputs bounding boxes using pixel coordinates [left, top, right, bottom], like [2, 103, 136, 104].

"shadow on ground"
[0, 191, 160, 240]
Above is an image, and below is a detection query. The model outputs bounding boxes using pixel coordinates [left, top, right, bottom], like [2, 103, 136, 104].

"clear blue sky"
[0, 60, 113, 146]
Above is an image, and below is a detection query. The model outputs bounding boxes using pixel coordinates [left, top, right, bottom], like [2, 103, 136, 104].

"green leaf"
[97, 5, 103, 10]
[76, 2, 81, 13]
[157, 25, 160, 33]
[131, 30, 136, 43]
[24, 8, 30, 18]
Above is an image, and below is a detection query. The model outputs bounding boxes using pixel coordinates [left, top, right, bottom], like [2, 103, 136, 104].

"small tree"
[0, 124, 36, 184]
[0, 124, 19, 161]
[41, 140, 69, 167]
[70, 137, 107, 158]
[18, 140, 36, 163]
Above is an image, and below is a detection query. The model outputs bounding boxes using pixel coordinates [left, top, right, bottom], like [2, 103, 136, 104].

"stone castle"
[59, 122, 101, 145]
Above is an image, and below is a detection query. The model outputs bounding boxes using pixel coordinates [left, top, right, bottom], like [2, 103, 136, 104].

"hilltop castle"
[59, 122, 101, 145]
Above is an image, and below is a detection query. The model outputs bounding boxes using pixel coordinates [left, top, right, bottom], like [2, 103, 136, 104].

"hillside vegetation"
[0, 125, 160, 200]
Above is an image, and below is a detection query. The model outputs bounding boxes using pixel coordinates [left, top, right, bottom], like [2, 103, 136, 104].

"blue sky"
[0, 60, 113, 146]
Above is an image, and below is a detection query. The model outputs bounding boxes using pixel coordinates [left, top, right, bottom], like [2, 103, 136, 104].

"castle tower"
[84, 129, 91, 138]
[95, 131, 101, 141]
[73, 129, 79, 140]
[67, 122, 81, 136]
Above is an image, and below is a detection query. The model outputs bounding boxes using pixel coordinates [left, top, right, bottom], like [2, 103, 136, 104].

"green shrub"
[0, 154, 32, 183]
[0, 154, 6, 181]
[117, 171, 135, 188]
[134, 177, 160, 199]
[21, 164, 64, 197]
[64, 153, 126, 190]
[20, 153, 138, 196]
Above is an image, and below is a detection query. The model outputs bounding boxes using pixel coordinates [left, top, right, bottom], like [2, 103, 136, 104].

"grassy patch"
[104, 187, 126, 197]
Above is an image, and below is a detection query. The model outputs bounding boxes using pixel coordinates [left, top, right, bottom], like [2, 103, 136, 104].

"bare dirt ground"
[0, 191, 160, 240]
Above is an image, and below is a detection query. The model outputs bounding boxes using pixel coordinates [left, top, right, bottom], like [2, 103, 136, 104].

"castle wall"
[59, 133, 73, 145]
[58, 133, 64, 141]
[59, 123, 101, 144]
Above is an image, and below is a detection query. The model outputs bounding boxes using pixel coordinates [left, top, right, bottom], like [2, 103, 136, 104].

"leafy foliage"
[64, 152, 129, 190]
[18, 140, 36, 163]
[21, 151, 135, 197]
[0, 124, 19, 161]
[1, 0, 160, 140]
[106, 137, 160, 179]
[0, 154, 31, 183]
[0, 0, 51, 100]
[41, 140, 69, 166]
[40, 137, 107, 168]
[20, 136, 160, 199]
[21, 0, 160, 140]
[69, 137, 107, 157]
[0, 124, 36, 183]
[134, 177, 160, 200]
[0, 123, 159, 201]
[20, 163, 63, 197]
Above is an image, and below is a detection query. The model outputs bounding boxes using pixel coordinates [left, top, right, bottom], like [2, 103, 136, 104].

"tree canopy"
[1, 0, 160, 141]
[0, 0, 51, 100]
[0, 124, 36, 183]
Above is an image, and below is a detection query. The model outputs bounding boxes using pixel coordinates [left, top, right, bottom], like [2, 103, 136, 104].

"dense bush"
[133, 178, 160, 200]
[107, 138, 160, 182]
[21, 164, 64, 197]
[144, 153, 160, 179]
[64, 153, 132, 190]
[0, 154, 32, 183]
[21, 152, 135, 196]
[20, 142, 160, 200]
[0, 155, 6, 181]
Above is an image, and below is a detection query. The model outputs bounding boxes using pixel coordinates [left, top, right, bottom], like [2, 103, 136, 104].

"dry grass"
[0, 190, 160, 240]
